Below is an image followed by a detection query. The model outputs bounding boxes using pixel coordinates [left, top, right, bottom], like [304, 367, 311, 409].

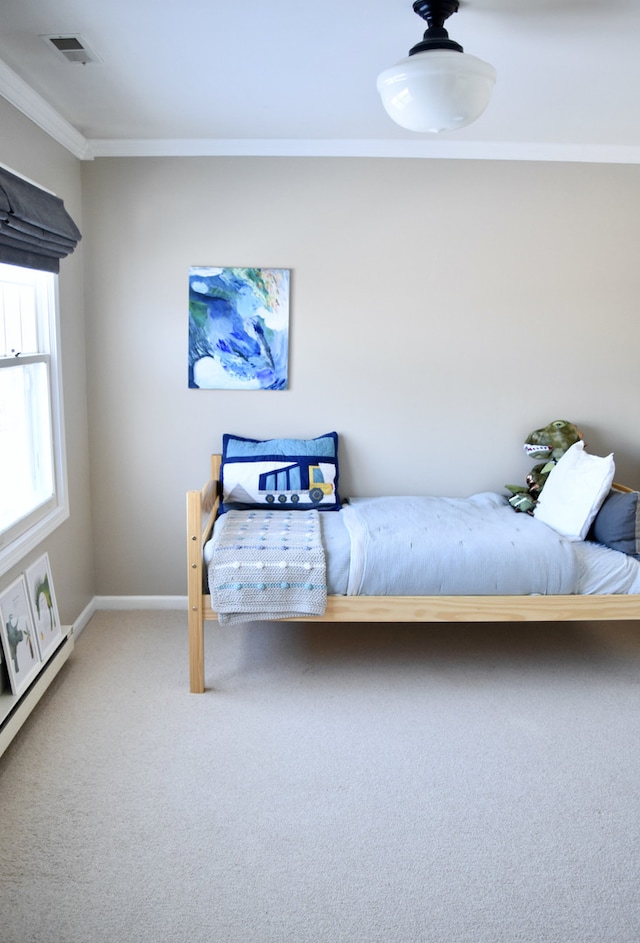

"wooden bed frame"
[187, 455, 640, 693]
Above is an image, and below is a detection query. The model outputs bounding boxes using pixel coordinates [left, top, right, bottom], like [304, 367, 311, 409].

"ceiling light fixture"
[377, 0, 496, 133]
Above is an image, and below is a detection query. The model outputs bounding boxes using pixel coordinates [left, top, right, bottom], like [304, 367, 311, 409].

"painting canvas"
[25, 553, 63, 661]
[189, 267, 290, 390]
[0, 575, 41, 696]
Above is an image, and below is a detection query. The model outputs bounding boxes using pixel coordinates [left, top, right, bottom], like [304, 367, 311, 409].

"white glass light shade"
[377, 49, 496, 133]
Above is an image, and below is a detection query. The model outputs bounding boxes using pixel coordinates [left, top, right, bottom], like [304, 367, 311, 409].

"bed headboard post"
[186, 488, 206, 693]
[187, 455, 223, 693]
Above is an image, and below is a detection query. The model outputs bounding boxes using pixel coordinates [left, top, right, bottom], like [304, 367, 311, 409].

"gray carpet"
[1, 611, 640, 943]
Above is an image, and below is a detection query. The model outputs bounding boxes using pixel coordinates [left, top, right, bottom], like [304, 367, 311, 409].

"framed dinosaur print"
[24, 553, 63, 662]
[0, 575, 41, 696]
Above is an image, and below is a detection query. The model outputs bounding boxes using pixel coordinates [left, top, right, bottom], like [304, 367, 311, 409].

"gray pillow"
[588, 490, 640, 560]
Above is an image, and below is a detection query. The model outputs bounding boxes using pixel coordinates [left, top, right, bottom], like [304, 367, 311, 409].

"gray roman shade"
[0, 166, 81, 273]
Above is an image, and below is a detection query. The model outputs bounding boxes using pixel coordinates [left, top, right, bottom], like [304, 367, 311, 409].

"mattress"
[205, 493, 640, 598]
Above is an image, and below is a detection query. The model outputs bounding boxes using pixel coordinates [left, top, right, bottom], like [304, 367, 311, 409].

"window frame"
[0, 265, 69, 577]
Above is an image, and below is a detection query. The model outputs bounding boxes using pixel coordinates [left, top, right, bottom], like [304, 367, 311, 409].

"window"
[0, 262, 68, 575]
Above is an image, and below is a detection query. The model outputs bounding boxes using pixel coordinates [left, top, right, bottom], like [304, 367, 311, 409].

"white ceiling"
[0, 0, 639, 162]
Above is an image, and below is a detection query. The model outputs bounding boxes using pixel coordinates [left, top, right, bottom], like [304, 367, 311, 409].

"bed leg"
[189, 605, 205, 694]
[187, 489, 206, 693]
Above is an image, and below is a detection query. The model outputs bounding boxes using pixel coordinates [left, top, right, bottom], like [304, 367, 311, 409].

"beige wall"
[2, 98, 638, 608]
[80, 155, 640, 597]
[0, 98, 94, 624]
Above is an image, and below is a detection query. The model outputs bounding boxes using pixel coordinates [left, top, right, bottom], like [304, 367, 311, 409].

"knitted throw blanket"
[208, 509, 327, 624]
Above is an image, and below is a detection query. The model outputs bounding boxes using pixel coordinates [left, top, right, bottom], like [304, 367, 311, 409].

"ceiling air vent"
[42, 35, 102, 65]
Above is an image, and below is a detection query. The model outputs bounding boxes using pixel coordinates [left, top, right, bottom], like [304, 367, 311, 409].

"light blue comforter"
[342, 493, 577, 596]
[206, 493, 640, 602]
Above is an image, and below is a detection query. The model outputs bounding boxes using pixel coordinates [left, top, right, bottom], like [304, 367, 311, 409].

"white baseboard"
[93, 596, 188, 611]
[72, 598, 97, 638]
[71, 596, 188, 639]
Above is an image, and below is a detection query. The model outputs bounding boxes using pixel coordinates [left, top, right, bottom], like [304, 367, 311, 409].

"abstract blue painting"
[189, 267, 290, 390]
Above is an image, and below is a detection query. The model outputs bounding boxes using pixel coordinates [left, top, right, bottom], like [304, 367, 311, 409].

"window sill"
[0, 502, 69, 578]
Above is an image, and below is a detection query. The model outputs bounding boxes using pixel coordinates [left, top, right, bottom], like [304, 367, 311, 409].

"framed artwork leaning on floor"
[0, 575, 41, 696]
[24, 553, 63, 662]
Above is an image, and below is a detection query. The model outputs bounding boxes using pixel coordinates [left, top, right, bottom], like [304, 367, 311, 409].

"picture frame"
[0, 575, 41, 696]
[188, 266, 290, 390]
[24, 553, 63, 662]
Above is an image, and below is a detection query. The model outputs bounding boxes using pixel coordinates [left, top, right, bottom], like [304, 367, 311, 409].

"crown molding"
[0, 57, 91, 160]
[87, 137, 640, 164]
[2, 55, 640, 165]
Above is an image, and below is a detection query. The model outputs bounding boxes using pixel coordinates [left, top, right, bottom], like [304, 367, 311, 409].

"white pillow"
[533, 440, 615, 541]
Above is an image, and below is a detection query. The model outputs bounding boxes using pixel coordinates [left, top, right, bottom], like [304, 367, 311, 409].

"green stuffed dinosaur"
[506, 419, 583, 513]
